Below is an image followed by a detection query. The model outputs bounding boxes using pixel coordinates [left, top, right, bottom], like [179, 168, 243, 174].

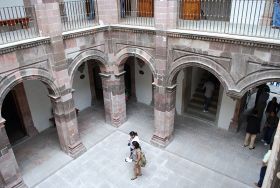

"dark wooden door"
[138, 0, 153, 17]
[181, 0, 201, 20]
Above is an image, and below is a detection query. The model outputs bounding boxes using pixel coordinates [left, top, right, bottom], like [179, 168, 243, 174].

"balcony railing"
[118, 0, 155, 27]
[59, 0, 98, 32]
[177, 0, 280, 39]
[0, 6, 38, 45]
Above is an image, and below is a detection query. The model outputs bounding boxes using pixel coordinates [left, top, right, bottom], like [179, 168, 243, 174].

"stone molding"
[99, 73, 112, 78]
[1, 25, 280, 56]
[114, 71, 126, 78]
[167, 31, 280, 50]
[63, 26, 109, 40]
[0, 37, 51, 55]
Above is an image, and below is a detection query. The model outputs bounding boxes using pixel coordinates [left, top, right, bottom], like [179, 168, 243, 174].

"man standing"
[202, 80, 215, 112]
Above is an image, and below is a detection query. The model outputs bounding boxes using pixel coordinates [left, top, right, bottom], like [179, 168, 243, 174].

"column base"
[4, 177, 27, 188]
[68, 142, 87, 159]
[25, 126, 38, 137]
[106, 113, 127, 128]
[150, 134, 173, 148]
[229, 120, 239, 133]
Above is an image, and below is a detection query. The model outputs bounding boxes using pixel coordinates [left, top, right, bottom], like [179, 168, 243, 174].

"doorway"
[2, 90, 27, 145]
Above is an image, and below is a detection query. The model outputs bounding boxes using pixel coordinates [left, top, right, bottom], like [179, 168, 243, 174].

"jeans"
[204, 96, 211, 111]
[257, 166, 267, 187]
[263, 127, 276, 144]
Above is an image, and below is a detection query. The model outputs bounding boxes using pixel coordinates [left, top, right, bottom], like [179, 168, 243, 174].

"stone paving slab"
[35, 131, 252, 188]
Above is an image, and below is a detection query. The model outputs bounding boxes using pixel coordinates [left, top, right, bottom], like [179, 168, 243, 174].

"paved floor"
[12, 101, 268, 188]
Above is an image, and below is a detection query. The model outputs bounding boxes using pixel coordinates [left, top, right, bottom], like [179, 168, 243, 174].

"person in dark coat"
[262, 111, 279, 145]
[265, 97, 278, 116]
[243, 109, 260, 150]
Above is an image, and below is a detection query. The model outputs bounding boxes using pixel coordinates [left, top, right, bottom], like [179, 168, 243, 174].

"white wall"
[0, 0, 24, 7]
[176, 70, 184, 115]
[135, 63, 153, 105]
[73, 63, 92, 111]
[217, 90, 236, 130]
[230, 0, 266, 25]
[24, 80, 52, 133]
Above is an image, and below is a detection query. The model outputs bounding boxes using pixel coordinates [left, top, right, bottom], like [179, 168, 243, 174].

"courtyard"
[12, 101, 268, 188]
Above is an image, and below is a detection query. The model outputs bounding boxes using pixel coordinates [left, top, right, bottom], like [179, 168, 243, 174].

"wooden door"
[138, 0, 153, 17]
[181, 0, 201, 20]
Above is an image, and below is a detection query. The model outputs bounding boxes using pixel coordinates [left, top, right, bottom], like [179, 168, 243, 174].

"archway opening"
[123, 56, 154, 115]
[175, 67, 222, 124]
[72, 59, 106, 148]
[1, 80, 70, 187]
[2, 84, 27, 145]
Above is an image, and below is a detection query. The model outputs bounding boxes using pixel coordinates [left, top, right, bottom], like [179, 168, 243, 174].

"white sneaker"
[261, 139, 265, 143]
[264, 143, 268, 146]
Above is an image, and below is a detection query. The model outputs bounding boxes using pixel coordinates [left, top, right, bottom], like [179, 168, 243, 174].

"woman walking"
[131, 141, 142, 180]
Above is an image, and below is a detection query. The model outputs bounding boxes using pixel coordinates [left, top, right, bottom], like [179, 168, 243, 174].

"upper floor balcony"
[59, 0, 98, 32]
[118, 0, 155, 27]
[0, 0, 279, 45]
[177, 0, 280, 39]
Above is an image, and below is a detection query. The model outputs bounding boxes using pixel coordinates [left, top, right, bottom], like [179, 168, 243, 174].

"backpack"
[139, 151, 147, 167]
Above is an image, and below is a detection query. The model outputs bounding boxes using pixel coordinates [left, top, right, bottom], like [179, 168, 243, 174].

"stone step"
[190, 97, 218, 107]
[193, 92, 219, 101]
[193, 89, 219, 100]
[188, 102, 217, 114]
[186, 106, 216, 122]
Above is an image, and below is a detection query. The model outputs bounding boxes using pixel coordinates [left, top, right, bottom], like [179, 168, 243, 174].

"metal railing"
[177, 0, 280, 39]
[119, 0, 155, 27]
[0, 6, 38, 45]
[59, 0, 98, 32]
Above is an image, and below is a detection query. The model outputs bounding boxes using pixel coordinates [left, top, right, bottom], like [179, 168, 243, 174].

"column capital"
[114, 71, 126, 78]
[99, 73, 112, 78]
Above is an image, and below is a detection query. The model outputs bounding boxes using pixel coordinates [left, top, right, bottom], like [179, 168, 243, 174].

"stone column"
[263, 120, 280, 188]
[151, 84, 176, 148]
[100, 72, 126, 127]
[0, 118, 26, 188]
[13, 84, 38, 137]
[229, 99, 242, 132]
[49, 92, 86, 158]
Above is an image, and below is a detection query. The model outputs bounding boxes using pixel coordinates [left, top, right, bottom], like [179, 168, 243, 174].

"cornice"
[62, 26, 109, 40]
[0, 37, 51, 55]
[1, 25, 280, 55]
[167, 31, 280, 50]
[110, 25, 156, 35]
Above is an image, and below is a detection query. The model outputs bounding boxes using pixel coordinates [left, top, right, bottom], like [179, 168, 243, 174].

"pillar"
[151, 84, 176, 148]
[49, 92, 86, 158]
[100, 72, 126, 127]
[0, 118, 26, 188]
[262, 120, 280, 188]
[229, 99, 242, 132]
[13, 84, 38, 137]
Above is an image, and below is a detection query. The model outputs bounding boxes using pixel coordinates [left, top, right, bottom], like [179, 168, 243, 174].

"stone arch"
[167, 55, 235, 94]
[0, 68, 60, 114]
[115, 47, 156, 78]
[236, 69, 280, 98]
[68, 49, 108, 87]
